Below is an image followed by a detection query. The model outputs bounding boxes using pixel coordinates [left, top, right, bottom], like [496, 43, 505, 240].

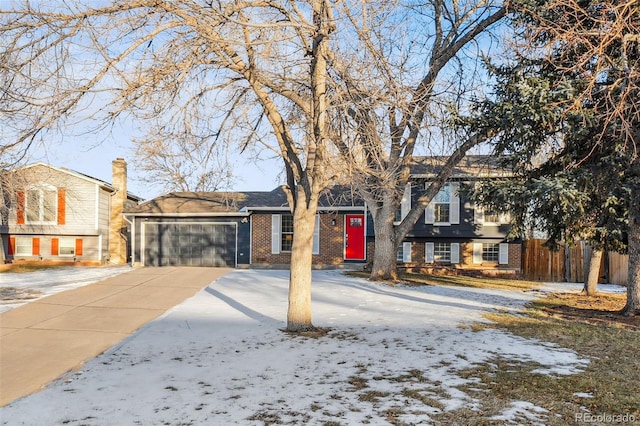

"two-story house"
[124, 155, 520, 274]
[383, 155, 520, 275]
[1, 159, 143, 265]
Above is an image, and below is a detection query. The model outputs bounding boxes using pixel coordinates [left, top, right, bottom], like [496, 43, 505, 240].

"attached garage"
[142, 222, 237, 267]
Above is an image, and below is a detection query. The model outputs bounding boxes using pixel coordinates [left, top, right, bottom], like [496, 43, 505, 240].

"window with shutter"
[23, 187, 58, 224]
[58, 238, 75, 256]
[426, 183, 459, 225]
[280, 214, 294, 252]
[15, 237, 31, 256]
[397, 242, 412, 263]
[272, 214, 320, 255]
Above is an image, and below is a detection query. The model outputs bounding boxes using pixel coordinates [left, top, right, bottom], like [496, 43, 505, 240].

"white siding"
[9, 165, 100, 235]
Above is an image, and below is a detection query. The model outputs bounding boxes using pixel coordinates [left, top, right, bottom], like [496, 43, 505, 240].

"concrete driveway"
[0, 267, 230, 406]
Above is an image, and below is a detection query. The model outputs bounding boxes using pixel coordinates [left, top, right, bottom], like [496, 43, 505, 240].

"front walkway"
[0, 267, 230, 406]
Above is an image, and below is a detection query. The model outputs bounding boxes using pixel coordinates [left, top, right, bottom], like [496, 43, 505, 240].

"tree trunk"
[369, 208, 400, 282]
[623, 180, 640, 315]
[583, 248, 602, 296]
[286, 201, 318, 332]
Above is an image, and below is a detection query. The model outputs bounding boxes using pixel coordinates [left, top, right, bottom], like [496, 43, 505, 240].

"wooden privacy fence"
[522, 239, 629, 285]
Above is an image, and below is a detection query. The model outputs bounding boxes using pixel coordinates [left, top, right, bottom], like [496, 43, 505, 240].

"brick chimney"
[109, 158, 127, 264]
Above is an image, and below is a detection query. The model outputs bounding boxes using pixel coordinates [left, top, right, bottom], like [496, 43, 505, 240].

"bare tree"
[132, 127, 236, 193]
[0, 0, 339, 332]
[330, 0, 506, 281]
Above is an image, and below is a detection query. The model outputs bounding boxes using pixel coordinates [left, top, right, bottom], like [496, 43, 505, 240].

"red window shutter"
[57, 189, 66, 225]
[51, 238, 59, 256]
[8, 237, 16, 255]
[16, 192, 25, 224]
[32, 237, 40, 256]
[75, 238, 83, 256]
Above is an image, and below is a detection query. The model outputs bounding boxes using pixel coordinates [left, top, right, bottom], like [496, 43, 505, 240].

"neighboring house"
[1, 159, 143, 265]
[125, 155, 521, 275]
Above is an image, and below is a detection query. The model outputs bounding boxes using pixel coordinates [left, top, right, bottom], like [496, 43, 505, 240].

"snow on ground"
[536, 281, 626, 295]
[0, 266, 132, 313]
[1, 269, 592, 425]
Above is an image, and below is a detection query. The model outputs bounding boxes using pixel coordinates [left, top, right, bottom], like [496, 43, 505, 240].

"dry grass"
[347, 271, 541, 291]
[350, 271, 640, 424]
[0, 263, 73, 273]
[430, 281, 639, 424]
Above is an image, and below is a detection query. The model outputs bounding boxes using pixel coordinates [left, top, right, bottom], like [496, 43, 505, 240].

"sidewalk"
[0, 267, 230, 406]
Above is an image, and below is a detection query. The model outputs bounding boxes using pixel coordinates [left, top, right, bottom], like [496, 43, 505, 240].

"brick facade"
[366, 241, 522, 276]
[251, 213, 354, 266]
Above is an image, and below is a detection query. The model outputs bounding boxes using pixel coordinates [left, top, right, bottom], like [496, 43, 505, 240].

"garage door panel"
[144, 223, 236, 267]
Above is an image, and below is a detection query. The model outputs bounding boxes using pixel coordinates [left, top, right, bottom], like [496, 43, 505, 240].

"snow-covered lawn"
[2, 270, 591, 425]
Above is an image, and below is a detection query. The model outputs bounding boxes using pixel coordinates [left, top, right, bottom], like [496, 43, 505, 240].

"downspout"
[123, 213, 134, 266]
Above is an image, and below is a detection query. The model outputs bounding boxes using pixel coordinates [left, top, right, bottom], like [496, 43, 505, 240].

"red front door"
[345, 214, 366, 260]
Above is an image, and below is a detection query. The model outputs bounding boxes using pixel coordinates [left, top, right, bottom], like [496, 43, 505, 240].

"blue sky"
[30, 132, 284, 201]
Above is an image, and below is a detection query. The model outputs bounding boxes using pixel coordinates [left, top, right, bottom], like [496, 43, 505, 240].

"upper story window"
[434, 186, 451, 223]
[483, 210, 500, 224]
[474, 205, 510, 226]
[26, 187, 57, 224]
[16, 187, 65, 226]
[425, 183, 460, 226]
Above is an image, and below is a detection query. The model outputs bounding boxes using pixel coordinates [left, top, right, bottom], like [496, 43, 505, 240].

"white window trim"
[426, 242, 460, 264]
[425, 183, 459, 226]
[15, 237, 32, 256]
[473, 242, 509, 265]
[25, 185, 58, 225]
[475, 205, 510, 227]
[58, 237, 76, 257]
